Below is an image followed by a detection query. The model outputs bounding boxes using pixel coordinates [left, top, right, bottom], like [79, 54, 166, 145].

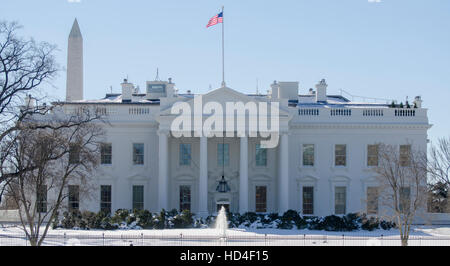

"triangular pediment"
[160, 86, 289, 116]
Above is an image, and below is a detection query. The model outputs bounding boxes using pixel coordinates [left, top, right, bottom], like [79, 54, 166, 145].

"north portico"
[156, 86, 292, 216]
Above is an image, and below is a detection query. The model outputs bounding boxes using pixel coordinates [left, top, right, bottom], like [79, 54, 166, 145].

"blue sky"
[2, 0, 449, 142]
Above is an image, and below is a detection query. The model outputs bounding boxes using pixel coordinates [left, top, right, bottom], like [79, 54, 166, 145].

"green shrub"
[173, 210, 194, 228]
[360, 215, 380, 231]
[135, 209, 153, 228]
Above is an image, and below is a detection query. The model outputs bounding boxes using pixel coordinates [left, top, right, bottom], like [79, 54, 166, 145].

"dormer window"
[147, 83, 166, 94]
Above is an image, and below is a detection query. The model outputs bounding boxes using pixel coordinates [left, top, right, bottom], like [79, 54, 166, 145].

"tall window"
[132, 185, 144, 210]
[302, 186, 314, 215]
[101, 143, 112, 165]
[335, 186, 346, 215]
[302, 144, 315, 166]
[217, 143, 230, 166]
[179, 144, 191, 166]
[179, 185, 191, 211]
[68, 185, 80, 212]
[255, 186, 267, 212]
[335, 145, 347, 166]
[133, 143, 144, 165]
[367, 144, 379, 167]
[100, 185, 112, 214]
[399, 187, 411, 212]
[400, 145, 411, 167]
[367, 187, 378, 215]
[69, 144, 80, 164]
[37, 185, 47, 213]
[255, 144, 267, 167]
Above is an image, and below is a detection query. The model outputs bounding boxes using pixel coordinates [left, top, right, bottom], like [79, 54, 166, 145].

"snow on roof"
[61, 92, 389, 108]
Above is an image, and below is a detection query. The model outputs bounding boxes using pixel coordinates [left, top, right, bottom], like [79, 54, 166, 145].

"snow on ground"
[1, 225, 450, 246]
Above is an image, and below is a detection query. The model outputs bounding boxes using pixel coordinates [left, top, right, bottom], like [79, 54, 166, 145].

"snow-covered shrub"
[173, 210, 194, 228]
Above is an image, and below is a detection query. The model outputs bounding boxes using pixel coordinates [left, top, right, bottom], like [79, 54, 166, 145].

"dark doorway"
[216, 203, 230, 213]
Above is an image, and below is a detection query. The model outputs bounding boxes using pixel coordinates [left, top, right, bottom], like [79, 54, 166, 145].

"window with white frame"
[335, 186, 346, 214]
[132, 185, 144, 210]
[255, 186, 267, 212]
[400, 145, 411, 167]
[255, 144, 267, 167]
[68, 185, 79, 212]
[69, 144, 80, 164]
[37, 185, 47, 213]
[302, 186, 314, 215]
[399, 186, 411, 212]
[100, 185, 112, 214]
[101, 143, 112, 165]
[133, 143, 144, 165]
[302, 144, 314, 166]
[179, 144, 191, 166]
[366, 186, 379, 215]
[335, 144, 347, 166]
[179, 185, 191, 211]
[367, 144, 379, 167]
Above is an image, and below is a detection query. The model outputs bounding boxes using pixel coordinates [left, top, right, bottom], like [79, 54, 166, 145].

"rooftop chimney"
[270, 80, 279, 99]
[121, 79, 134, 102]
[414, 96, 422, 108]
[315, 79, 327, 102]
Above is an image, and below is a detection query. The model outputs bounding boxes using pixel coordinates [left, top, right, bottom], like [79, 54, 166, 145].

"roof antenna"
[256, 78, 259, 95]
[155, 68, 160, 81]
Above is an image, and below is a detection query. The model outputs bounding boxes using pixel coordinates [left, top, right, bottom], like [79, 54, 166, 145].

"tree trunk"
[401, 237, 408, 246]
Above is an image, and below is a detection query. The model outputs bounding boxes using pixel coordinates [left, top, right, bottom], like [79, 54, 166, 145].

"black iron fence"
[0, 232, 450, 246]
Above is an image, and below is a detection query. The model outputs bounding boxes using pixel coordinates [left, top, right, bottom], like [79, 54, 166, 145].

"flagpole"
[221, 6, 225, 88]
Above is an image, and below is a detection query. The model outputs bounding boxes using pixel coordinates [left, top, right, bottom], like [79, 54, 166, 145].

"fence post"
[264, 234, 267, 246]
[342, 234, 344, 246]
[141, 233, 144, 246]
[102, 233, 105, 246]
[180, 233, 183, 246]
[303, 234, 306, 246]
[381, 234, 383, 246]
[25, 233, 27, 246]
[64, 232, 67, 246]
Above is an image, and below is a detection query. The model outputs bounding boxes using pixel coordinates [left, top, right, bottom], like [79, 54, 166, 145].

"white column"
[278, 133, 289, 214]
[239, 136, 249, 214]
[198, 136, 208, 217]
[158, 131, 169, 211]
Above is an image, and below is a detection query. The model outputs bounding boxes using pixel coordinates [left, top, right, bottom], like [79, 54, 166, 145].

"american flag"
[206, 12, 223, 28]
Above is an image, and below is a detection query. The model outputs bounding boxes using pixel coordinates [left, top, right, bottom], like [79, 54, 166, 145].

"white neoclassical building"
[58, 20, 431, 217]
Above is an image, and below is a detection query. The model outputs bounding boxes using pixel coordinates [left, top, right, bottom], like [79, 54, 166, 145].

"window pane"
[335, 186, 346, 214]
[217, 143, 230, 166]
[399, 187, 411, 212]
[367, 187, 378, 215]
[255, 144, 267, 167]
[367, 145, 379, 166]
[101, 143, 112, 165]
[100, 185, 112, 214]
[37, 185, 47, 213]
[132, 185, 144, 210]
[133, 143, 144, 165]
[302, 186, 314, 215]
[69, 144, 80, 164]
[255, 186, 267, 212]
[400, 145, 411, 167]
[335, 145, 347, 166]
[179, 144, 191, 166]
[68, 185, 80, 212]
[179, 185, 191, 211]
[303, 144, 314, 166]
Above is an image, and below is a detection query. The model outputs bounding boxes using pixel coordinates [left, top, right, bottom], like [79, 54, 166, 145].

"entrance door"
[216, 203, 230, 213]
